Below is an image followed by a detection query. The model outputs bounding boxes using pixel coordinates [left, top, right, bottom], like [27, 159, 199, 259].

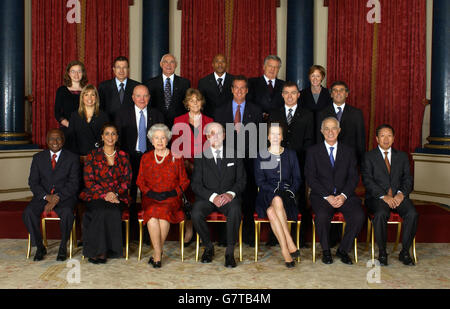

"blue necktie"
[138, 110, 147, 153]
[336, 107, 343, 122]
[329, 146, 335, 168]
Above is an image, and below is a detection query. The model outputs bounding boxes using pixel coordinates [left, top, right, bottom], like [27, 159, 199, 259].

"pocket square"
[227, 163, 234, 167]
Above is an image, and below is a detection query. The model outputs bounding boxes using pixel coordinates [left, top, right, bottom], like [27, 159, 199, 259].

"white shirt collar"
[324, 141, 338, 155]
[50, 150, 62, 161]
[285, 104, 297, 115]
[214, 72, 226, 82]
[115, 78, 127, 90]
[263, 75, 275, 86]
[163, 74, 174, 82]
[333, 103, 346, 114]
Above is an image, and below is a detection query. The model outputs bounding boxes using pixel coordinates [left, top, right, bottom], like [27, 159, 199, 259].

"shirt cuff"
[209, 193, 218, 203]
[340, 193, 347, 200]
[226, 191, 236, 199]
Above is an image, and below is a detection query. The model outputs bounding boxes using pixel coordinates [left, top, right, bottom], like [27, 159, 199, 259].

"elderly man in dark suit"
[191, 122, 247, 268]
[305, 117, 365, 265]
[145, 54, 190, 128]
[362, 124, 418, 266]
[247, 55, 285, 120]
[98, 56, 140, 122]
[23, 129, 80, 261]
[316, 81, 366, 164]
[198, 54, 234, 118]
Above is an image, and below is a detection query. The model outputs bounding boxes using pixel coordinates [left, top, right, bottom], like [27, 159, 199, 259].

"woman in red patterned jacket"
[80, 123, 132, 264]
[137, 123, 190, 268]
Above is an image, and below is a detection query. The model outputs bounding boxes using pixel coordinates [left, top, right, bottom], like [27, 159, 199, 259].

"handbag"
[180, 186, 192, 220]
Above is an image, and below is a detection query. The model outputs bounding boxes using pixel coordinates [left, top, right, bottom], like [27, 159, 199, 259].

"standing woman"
[254, 124, 301, 268]
[137, 124, 190, 268]
[80, 123, 132, 264]
[55, 61, 88, 151]
[68, 84, 109, 161]
[172, 89, 213, 245]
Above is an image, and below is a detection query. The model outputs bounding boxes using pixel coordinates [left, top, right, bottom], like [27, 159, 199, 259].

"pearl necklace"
[154, 149, 169, 164]
[104, 150, 116, 157]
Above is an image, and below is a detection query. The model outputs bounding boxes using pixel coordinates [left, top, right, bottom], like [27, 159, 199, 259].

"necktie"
[217, 78, 223, 94]
[51, 153, 57, 170]
[336, 106, 343, 122]
[119, 83, 125, 104]
[164, 77, 172, 109]
[384, 151, 393, 197]
[138, 110, 147, 153]
[234, 104, 242, 133]
[329, 147, 335, 168]
[215, 149, 222, 170]
[287, 108, 293, 126]
[268, 80, 274, 95]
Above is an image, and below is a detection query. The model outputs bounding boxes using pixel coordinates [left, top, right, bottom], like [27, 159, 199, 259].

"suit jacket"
[145, 75, 191, 128]
[300, 86, 332, 112]
[191, 146, 247, 202]
[268, 105, 314, 167]
[28, 149, 80, 204]
[98, 78, 140, 122]
[198, 73, 234, 118]
[362, 147, 413, 201]
[247, 76, 285, 115]
[115, 104, 165, 155]
[316, 104, 366, 163]
[304, 142, 359, 199]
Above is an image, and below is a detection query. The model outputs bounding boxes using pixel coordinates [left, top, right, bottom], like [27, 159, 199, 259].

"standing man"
[191, 122, 247, 268]
[362, 124, 418, 266]
[305, 117, 365, 265]
[316, 81, 366, 164]
[268, 81, 314, 247]
[247, 55, 285, 120]
[23, 129, 80, 261]
[198, 54, 234, 118]
[115, 85, 164, 233]
[146, 54, 191, 128]
[98, 56, 140, 122]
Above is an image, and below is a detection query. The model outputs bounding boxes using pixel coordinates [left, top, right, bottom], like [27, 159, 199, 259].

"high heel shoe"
[285, 261, 296, 268]
[148, 256, 162, 268]
[290, 249, 300, 259]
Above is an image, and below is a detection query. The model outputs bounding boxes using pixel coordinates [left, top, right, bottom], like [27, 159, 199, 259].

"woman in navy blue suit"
[254, 124, 301, 268]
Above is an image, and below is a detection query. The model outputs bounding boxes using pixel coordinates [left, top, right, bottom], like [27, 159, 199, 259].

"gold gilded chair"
[27, 210, 76, 259]
[312, 212, 358, 263]
[254, 213, 302, 262]
[195, 212, 243, 262]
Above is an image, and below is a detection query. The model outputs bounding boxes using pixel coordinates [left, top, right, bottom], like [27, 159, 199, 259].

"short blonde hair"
[147, 123, 172, 141]
[183, 88, 205, 110]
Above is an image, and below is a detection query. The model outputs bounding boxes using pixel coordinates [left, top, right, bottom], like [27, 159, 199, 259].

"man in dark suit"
[23, 129, 80, 261]
[268, 81, 314, 247]
[362, 124, 418, 266]
[191, 122, 247, 268]
[115, 85, 164, 230]
[145, 54, 190, 128]
[214, 75, 263, 246]
[247, 55, 285, 121]
[316, 81, 366, 164]
[98, 56, 140, 122]
[198, 54, 234, 118]
[305, 117, 365, 265]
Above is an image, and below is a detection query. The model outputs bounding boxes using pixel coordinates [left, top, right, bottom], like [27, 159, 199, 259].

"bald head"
[132, 84, 150, 110]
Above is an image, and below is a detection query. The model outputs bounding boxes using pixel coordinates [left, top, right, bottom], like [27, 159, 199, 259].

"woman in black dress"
[254, 124, 301, 268]
[54, 60, 88, 151]
[68, 84, 109, 161]
[80, 123, 132, 264]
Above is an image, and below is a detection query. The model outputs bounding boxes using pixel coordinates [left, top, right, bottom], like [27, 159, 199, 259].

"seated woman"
[137, 124, 190, 268]
[172, 88, 213, 245]
[79, 123, 132, 264]
[68, 84, 109, 161]
[254, 123, 301, 268]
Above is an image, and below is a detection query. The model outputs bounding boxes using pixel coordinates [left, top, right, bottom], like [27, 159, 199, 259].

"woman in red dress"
[172, 89, 213, 245]
[137, 124, 190, 268]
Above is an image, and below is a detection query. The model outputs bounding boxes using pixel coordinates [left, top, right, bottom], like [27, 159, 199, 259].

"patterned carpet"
[0, 239, 449, 289]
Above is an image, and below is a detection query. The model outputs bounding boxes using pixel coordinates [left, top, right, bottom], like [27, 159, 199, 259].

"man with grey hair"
[145, 53, 191, 128]
[305, 117, 365, 265]
[247, 55, 285, 120]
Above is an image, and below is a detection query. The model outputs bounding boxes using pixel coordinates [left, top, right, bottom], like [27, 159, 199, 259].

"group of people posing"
[23, 53, 418, 269]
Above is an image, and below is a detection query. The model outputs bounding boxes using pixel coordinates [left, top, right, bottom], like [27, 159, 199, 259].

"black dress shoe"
[378, 249, 388, 266]
[56, 247, 67, 261]
[88, 258, 99, 264]
[225, 254, 237, 268]
[201, 247, 214, 263]
[290, 249, 300, 259]
[399, 250, 415, 266]
[285, 261, 296, 268]
[321, 250, 333, 264]
[148, 256, 161, 268]
[336, 248, 353, 265]
[33, 247, 47, 261]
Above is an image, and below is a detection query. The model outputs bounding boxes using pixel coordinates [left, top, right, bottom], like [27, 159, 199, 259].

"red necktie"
[234, 104, 242, 133]
[384, 151, 393, 196]
[51, 153, 57, 170]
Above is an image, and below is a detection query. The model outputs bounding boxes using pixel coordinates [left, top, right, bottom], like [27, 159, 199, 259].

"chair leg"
[296, 221, 301, 263]
[371, 222, 375, 264]
[138, 220, 143, 261]
[69, 222, 73, 259]
[312, 219, 316, 263]
[27, 233, 31, 259]
[412, 237, 417, 264]
[254, 221, 259, 262]
[393, 222, 402, 253]
[342, 222, 346, 241]
[239, 220, 242, 262]
[365, 218, 371, 251]
[195, 233, 200, 262]
[180, 221, 185, 262]
[73, 218, 77, 249]
[354, 238, 358, 264]
[41, 218, 47, 248]
[124, 220, 129, 260]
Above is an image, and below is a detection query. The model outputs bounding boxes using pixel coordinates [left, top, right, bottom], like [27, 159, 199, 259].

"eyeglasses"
[70, 70, 82, 74]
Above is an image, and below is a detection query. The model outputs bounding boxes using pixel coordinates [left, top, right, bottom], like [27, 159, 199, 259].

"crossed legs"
[147, 218, 170, 263]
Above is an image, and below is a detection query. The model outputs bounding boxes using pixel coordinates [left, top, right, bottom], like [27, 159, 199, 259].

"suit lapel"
[375, 148, 391, 177]
[205, 147, 221, 179]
